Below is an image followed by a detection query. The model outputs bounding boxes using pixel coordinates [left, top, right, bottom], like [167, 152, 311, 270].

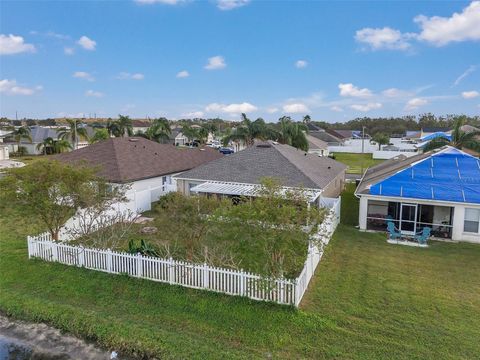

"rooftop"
[356, 146, 480, 204]
[55, 137, 223, 183]
[175, 141, 346, 190]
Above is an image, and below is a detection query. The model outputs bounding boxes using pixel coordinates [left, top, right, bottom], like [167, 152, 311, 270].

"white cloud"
[216, 0, 250, 11]
[330, 105, 344, 112]
[295, 60, 308, 68]
[77, 36, 96, 51]
[0, 34, 36, 55]
[405, 97, 428, 110]
[381, 88, 412, 98]
[462, 90, 479, 99]
[85, 90, 104, 98]
[135, 0, 185, 4]
[339, 83, 372, 98]
[73, 71, 95, 82]
[205, 102, 257, 114]
[282, 103, 310, 113]
[64, 47, 75, 55]
[453, 65, 477, 86]
[350, 103, 382, 112]
[176, 70, 190, 78]
[415, 1, 480, 46]
[117, 72, 144, 80]
[355, 27, 414, 51]
[183, 111, 205, 118]
[204, 55, 226, 70]
[0, 79, 41, 95]
[266, 107, 279, 114]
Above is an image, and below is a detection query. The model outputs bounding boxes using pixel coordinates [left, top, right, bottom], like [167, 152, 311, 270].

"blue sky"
[0, 0, 479, 122]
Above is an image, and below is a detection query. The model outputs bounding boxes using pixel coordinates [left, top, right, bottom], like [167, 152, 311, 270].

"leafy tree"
[0, 160, 125, 240]
[89, 128, 110, 144]
[303, 115, 311, 124]
[106, 119, 121, 137]
[57, 119, 89, 149]
[423, 117, 480, 153]
[180, 125, 199, 143]
[223, 113, 268, 146]
[370, 133, 390, 150]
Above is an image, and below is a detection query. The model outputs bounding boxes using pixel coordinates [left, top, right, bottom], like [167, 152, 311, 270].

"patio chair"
[414, 227, 431, 245]
[387, 221, 402, 240]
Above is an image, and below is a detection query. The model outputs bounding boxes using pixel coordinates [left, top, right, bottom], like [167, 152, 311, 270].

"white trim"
[359, 193, 480, 208]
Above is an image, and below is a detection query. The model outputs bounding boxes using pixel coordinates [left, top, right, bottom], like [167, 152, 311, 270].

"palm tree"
[274, 116, 309, 151]
[89, 128, 110, 144]
[423, 117, 480, 153]
[36, 137, 55, 155]
[52, 139, 73, 153]
[106, 119, 121, 137]
[12, 126, 32, 148]
[181, 125, 199, 143]
[223, 113, 268, 147]
[303, 115, 311, 124]
[56, 119, 88, 149]
[370, 133, 390, 150]
[116, 115, 133, 137]
[138, 119, 172, 143]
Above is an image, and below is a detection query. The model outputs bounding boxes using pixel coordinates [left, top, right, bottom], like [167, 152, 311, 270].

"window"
[464, 208, 480, 233]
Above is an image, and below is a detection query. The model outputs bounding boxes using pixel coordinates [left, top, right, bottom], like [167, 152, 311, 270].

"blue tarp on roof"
[370, 147, 480, 204]
[420, 132, 452, 142]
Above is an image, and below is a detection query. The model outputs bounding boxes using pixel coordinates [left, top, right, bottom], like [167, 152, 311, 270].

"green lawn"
[333, 152, 383, 174]
[1, 186, 479, 359]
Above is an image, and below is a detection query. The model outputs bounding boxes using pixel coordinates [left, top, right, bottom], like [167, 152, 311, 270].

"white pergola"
[189, 181, 322, 204]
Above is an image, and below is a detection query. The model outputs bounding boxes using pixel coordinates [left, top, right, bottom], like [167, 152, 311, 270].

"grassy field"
[1, 185, 479, 358]
[333, 152, 383, 174]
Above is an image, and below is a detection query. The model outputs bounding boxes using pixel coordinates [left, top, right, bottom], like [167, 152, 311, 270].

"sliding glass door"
[400, 203, 417, 235]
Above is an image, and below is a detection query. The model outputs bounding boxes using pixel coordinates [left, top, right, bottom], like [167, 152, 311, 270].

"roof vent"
[256, 143, 272, 148]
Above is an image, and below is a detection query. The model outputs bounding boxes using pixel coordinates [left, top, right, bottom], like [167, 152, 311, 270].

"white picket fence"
[27, 197, 341, 307]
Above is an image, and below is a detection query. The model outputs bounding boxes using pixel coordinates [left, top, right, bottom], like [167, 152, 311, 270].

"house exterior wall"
[0, 145, 9, 160]
[308, 148, 329, 157]
[358, 194, 480, 243]
[175, 178, 204, 196]
[320, 170, 346, 198]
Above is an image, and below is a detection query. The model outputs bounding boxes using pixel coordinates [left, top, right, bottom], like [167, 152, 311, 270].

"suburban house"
[132, 120, 152, 134]
[5, 126, 59, 155]
[355, 146, 480, 243]
[306, 123, 344, 146]
[306, 134, 329, 157]
[174, 141, 347, 206]
[56, 137, 223, 212]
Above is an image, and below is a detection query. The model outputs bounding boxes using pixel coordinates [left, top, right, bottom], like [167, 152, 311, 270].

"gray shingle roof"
[175, 141, 346, 189]
[28, 126, 59, 143]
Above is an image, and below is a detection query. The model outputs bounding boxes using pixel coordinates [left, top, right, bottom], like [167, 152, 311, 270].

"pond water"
[0, 315, 118, 360]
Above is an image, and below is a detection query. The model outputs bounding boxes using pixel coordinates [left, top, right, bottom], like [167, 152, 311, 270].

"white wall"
[330, 138, 417, 154]
[0, 145, 8, 161]
[372, 150, 418, 160]
[358, 194, 480, 243]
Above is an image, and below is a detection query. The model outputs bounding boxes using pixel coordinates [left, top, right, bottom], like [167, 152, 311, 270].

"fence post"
[169, 257, 174, 284]
[137, 253, 143, 278]
[203, 263, 209, 289]
[51, 242, 58, 262]
[106, 249, 112, 273]
[239, 269, 245, 296]
[294, 279, 300, 307]
[78, 246, 85, 267]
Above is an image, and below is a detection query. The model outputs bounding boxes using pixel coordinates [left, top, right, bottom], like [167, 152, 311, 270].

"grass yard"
[1, 186, 479, 358]
[333, 152, 383, 174]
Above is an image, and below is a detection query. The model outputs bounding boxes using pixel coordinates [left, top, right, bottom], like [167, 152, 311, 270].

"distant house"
[5, 126, 60, 155]
[174, 141, 347, 205]
[56, 137, 223, 212]
[306, 134, 329, 157]
[306, 124, 344, 146]
[355, 146, 480, 243]
[132, 120, 152, 134]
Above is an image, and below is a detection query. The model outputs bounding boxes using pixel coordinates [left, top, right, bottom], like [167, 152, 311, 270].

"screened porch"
[366, 199, 454, 239]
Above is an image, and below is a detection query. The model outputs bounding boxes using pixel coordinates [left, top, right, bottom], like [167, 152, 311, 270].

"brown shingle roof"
[55, 137, 223, 183]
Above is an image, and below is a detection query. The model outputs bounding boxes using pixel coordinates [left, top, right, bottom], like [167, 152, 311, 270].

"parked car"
[219, 147, 234, 154]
